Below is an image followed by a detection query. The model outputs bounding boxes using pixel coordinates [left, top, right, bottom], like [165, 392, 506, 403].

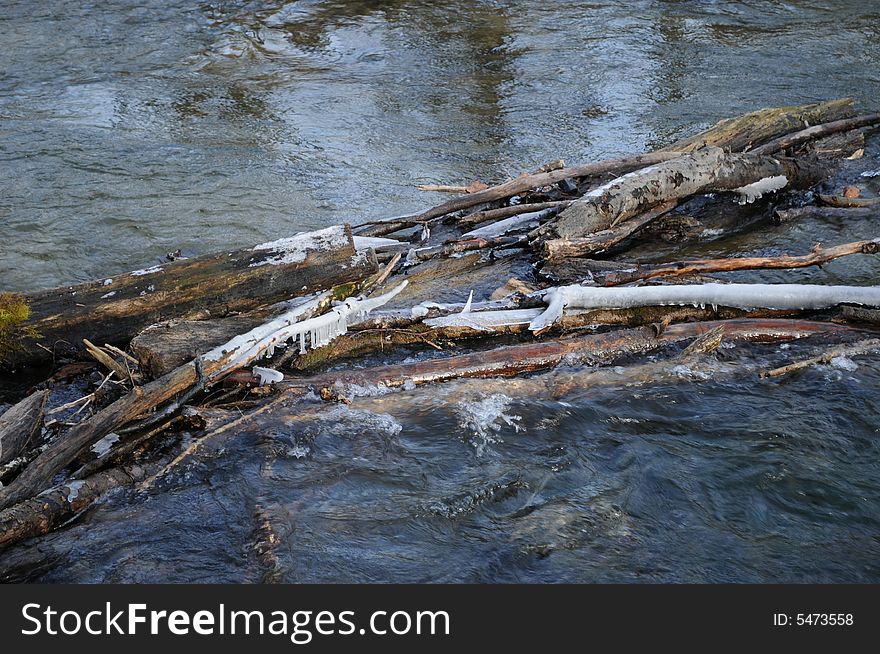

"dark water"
[2, 0, 880, 582]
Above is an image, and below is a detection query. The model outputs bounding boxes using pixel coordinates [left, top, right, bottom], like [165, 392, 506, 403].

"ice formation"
[250, 226, 352, 267]
[528, 283, 880, 332]
[731, 175, 788, 204]
[203, 281, 408, 376]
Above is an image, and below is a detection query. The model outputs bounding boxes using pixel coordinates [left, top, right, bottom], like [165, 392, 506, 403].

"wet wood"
[535, 147, 824, 241]
[0, 391, 47, 467]
[0, 454, 171, 549]
[354, 152, 679, 236]
[760, 338, 880, 378]
[5, 225, 376, 369]
[774, 206, 877, 223]
[286, 319, 856, 391]
[581, 239, 880, 286]
[818, 194, 880, 208]
[541, 201, 677, 259]
[662, 98, 855, 153]
[130, 315, 265, 379]
[751, 112, 880, 155]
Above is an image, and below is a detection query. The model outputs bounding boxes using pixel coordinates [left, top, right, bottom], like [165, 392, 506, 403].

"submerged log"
[534, 147, 824, 241]
[0, 454, 171, 549]
[4, 225, 377, 369]
[0, 391, 47, 467]
[774, 206, 877, 223]
[662, 98, 855, 153]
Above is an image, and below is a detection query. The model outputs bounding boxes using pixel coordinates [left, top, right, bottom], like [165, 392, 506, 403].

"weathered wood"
[0, 455, 170, 549]
[0, 281, 405, 510]
[535, 147, 824, 241]
[456, 201, 572, 228]
[662, 98, 855, 153]
[4, 225, 376, 369]
[774, 206, 877, 223]
[130, 315, 265, 379]
[751, 112, 880, 155]
[0, 390, 47, 467]
[580, 239, 880, 286]
[541, 201, 677, 259]
[354, 152, 680, 236]
[818, 194, 880, 208]
[285, 319, 856, 390]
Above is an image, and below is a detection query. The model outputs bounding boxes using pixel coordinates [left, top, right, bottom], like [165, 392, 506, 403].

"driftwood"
[774, 206, 877, 223]
[4, 225, 376, 369]
[662, 98, 854, 153]
[751, 112, 880, 155]
[354, 152, 678, 236]
[533, 147, 823, 241]
[583, 239, 880, 286]
[0, 282, 406, 510]
[541, 201, 677, 259]
[0, 391, 47, 467]
[818, 194, 880, 208]
[286, 319, 856, 391]
[456, 201, 572, 228]
[760, 338, 880, 378]
[0, 454, 171, 549]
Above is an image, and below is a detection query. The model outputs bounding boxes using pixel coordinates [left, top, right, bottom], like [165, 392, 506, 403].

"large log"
[3, 225, 376, 369]
[662, 98, 855, 153]
[534, 147, 823, 241]
[285, 319, 856, 390]
[0, 390, 47, 467]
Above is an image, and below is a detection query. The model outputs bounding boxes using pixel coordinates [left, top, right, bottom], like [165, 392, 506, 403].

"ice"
[90, 432, 120, 458]
[732, 175, 788, 204]
[251, 226, 350, 267]
[130, 265, 163, 276]
[66, 480, 86, 502]
[529, 283, 880, 332]
[319, 405, 403, 439]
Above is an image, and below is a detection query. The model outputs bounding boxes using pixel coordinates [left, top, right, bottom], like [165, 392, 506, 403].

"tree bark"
[0, 391, 47, 467]
[354, 152, 679, 236]
[5, 225, 376, 369]
[535, 147, 824, 241]
[661, 98, 854, 153]
[751, 112, 880, 155]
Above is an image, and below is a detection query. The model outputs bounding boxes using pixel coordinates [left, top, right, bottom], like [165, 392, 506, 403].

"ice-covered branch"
[528, 283, 880, 332]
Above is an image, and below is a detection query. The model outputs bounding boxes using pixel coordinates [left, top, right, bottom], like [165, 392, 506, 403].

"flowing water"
[2, 0, 880, 582]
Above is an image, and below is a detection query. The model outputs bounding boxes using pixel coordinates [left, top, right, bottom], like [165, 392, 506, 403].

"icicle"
[462, 291, 474, 314]
[421, 223, 431, 242]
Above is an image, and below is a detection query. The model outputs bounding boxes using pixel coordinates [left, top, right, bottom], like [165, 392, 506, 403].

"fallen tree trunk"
[541, 201, 677, 259]
[3, 225, 376, 369]
[528, 283, 880, 332]
[0, 391, 47, 467]
[533, 147, 824, 241]
[661, 98, 855, 153]
[751, 112, 880, 155]
[585, 239, 880, 286]
[0, 454, 171, 549]
[354, 152, 679, 236]
[285, 319, 857, 391]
